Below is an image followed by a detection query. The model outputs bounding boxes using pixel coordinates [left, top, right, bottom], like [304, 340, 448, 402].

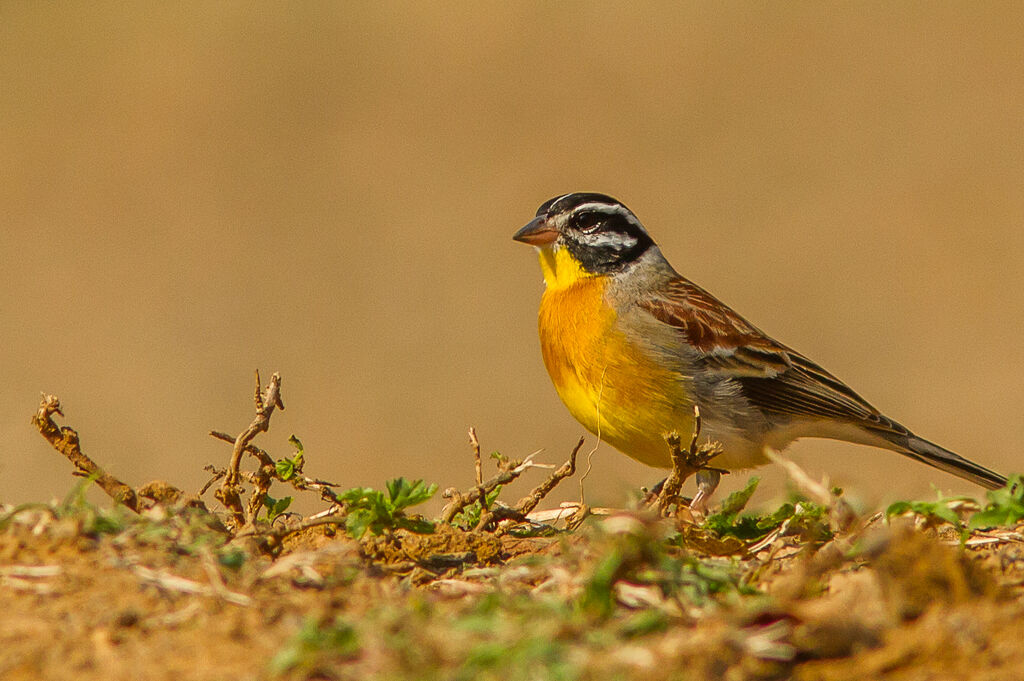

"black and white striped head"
[513, 193, 655, 274]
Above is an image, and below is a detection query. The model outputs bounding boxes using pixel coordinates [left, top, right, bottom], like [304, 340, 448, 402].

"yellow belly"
[537, 268, 695, 469]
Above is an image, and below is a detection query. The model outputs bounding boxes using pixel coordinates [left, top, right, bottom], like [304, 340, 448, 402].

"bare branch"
[208, 429, 344, 507]
[226, 371, 284, 484]
[214, 371, 284, 529]
[31, 394, 140, 512]
[513, 437, 585, 516]
[439, 453, 543, 524]
[469, 427, 482, 487]
[233, 508, 345, 542]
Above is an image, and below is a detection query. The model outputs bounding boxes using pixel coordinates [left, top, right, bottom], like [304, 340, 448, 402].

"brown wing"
[638, 277, 901, 431]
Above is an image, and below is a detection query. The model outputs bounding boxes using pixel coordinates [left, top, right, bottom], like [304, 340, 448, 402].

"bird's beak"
[513, 216, 559, 246]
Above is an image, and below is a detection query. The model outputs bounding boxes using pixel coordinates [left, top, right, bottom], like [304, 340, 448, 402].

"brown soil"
[1, 500, 1023, 681]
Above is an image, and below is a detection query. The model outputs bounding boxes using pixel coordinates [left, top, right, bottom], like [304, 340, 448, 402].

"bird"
[513, 192, 1007, 510]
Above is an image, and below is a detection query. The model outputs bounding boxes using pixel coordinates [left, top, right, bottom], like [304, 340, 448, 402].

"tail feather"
[880, 431, 1007, 490]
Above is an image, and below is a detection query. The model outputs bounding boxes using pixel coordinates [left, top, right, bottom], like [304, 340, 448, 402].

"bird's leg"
[689, 469, 721, 517]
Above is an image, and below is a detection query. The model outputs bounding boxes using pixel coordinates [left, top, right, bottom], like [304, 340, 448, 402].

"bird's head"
[513, 193, 655, 288]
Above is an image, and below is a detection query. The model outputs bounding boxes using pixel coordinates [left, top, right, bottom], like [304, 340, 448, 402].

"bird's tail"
[877, 430, 1007, 490]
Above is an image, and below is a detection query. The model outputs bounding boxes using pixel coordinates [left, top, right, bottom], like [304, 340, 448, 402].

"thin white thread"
[578, 365, 608, 505]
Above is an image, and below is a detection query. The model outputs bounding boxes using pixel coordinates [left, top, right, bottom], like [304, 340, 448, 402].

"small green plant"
[885, 489, 970, 530]
[579, 515, 757, 619]
[459, 633, 573, 681]
[703, 477, 831, 542]
[969, 474, 1024, 529]
[703, 477, 761, 538]
[57, 475, 127, 536]
[451, 484, 502, 530]
[275, 435, 306, 481]
[262, 494, 293, 522]
[884, 476, 1024, 532]
[339, 477, 437, 539]
[269, 617, 360, 677]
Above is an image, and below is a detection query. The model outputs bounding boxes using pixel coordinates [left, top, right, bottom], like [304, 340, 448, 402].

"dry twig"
[440, 452, 544, 524]
[208, 430, 344, 509]
[655, 406, 725, 515]
[445, 434, 586, 533]
[513, 437, 585, 517]
[31, 394, 140, 512]
[214, 370, 284, 528]
[226, 370, 284, 484]
[233, 508, 345, 542]
[469, 427, 483, 488]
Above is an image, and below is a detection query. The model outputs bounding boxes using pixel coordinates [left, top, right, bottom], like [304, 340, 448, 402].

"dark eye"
[570, 212, 603, 233]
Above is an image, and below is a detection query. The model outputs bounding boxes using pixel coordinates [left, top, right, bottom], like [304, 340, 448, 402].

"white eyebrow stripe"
[571, 202, 624, 214]
[570, 202, 644, 229]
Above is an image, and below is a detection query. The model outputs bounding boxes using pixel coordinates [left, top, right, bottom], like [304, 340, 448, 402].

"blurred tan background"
[2, 3, 1022, 513]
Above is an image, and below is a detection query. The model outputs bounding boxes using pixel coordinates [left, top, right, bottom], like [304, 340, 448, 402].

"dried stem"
[469, 427, 483, 489]
[656, 406, 725, 515]
[234, 510, 345, 542]
[513, 437, 585, 516]
[208, 429, 344, 507]
[243, 458, 277, 526]
[31, 394, 140, 512]
[215, 370, 284, 529]
[227, 370, 284, 484]
[439, 453, 543, 524]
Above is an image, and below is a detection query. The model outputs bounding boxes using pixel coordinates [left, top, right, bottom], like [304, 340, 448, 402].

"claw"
[689, 469, 722, 518]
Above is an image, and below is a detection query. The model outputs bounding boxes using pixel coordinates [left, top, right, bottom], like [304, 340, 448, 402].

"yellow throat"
[534, 245, 692, 468]
[537, 244, 593, 291]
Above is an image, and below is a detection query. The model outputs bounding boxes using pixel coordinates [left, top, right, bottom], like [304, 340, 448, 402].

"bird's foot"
[687, 469, 722, 520]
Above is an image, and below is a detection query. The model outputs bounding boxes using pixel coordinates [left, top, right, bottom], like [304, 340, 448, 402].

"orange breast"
[537, 276, 694, 468]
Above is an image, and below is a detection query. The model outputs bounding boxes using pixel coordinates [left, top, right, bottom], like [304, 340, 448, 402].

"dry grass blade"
[763, 448, 857, 530]
[130, 564, 252, 607]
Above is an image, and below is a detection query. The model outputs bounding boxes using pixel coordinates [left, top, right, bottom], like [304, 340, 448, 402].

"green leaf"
[263, 495, 292, 522]
[756, 503, 796, 530]
[337, 480, 437, 538]
[218, 548, 246, 570]
[275, 458, 296, 481]
[396, 517, 436, 534]
[339, 487, 378, 505]
[345, 509, 374, 539]
[270, 617, 360, 675]
[886, 499, 961, 526]
[886, 489, 973, 530]
[968, 474, 1024, 529]
[452, 484, 502, 529]
[287, 434, 305, 469]
[705, 477, 760, 536]
[274, 436, 306, 481]
[718, 476, 760, 517]
[385, 478, 437, 510]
